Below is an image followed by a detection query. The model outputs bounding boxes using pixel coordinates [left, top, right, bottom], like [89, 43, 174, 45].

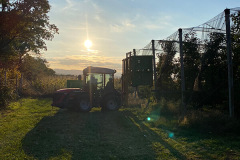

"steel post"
[225, 9, 234, 117]
[179, 28, 186, 114]
[152, 40, 157, 90]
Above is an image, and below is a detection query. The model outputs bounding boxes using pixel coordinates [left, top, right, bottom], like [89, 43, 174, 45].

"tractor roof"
[83, 66, 116, 75]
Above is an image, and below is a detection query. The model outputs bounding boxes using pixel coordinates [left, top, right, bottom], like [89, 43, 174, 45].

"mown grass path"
[0, 98, 240, 159]
[1, 98, 156, 159]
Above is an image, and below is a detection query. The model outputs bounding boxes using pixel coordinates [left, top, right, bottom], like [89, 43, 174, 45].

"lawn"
[0, 98, 240, 159]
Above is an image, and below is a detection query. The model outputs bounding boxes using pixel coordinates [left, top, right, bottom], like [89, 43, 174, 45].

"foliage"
[0, 68, 20, 109]
[137, 85, 152, 99]
[156, 41, 179, 92]
[155, 41, 180, 101]
[231, 11, 240, 48]
[231, 11, 240, 110]
[198, 33, 227, 91]
[0, 0, 58, 57]
[21, 75, 76, 97]
[114, 77, 122, 90]
[182, 32, 201, 91]
[0, 0, 58, 102]
[0, 0, 58, 84]
[0, 85, 15, 109]
[0, 66, 21, 82]
[20, 54, 55, 81]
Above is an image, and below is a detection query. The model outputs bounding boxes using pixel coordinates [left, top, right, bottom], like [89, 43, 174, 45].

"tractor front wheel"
[78, 96, 91, 112]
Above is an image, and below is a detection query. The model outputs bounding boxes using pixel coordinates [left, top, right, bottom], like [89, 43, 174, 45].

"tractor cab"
[83, 66, 115, 92]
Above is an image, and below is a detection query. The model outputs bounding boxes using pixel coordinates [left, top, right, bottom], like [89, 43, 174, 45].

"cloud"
[48, 54, 122, 74]
[123, 19, 135, 28]
[80, 49, 99, 54]
[94, 37, 114, 41]
[134, 14, 173, 31]
[110, 19, 136, 33]
[83, 0, 104, 19]
[94, 15, 103, 23]
[91, 1, 104, 14]
[62, 0, 74, 11]
[108, 13, 173, 34]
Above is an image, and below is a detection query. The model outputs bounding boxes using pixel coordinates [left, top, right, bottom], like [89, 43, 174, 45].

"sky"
[44, 0, 240, 75]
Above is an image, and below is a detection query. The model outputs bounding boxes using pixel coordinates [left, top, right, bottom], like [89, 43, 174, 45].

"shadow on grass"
[22, 108, 187, 160]
[22, 109, 156, 159]
[124, 111, 187, 160]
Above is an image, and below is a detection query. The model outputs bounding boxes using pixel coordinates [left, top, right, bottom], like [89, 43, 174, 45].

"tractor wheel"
[104, 95, 120, 111]
[78, 96, 91, 112]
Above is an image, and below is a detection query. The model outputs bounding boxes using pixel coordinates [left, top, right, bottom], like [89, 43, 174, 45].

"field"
[0, 98, 240, 160]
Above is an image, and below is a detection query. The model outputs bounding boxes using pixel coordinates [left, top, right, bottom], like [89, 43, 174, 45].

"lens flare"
[168, 132, 174, 138]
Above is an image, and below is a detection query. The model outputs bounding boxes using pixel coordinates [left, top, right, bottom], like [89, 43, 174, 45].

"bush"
[0, 85, 15, 109]
[159, 98, 181, 116]
[179, 109, 240, 134]
[20, 75, 75, 97]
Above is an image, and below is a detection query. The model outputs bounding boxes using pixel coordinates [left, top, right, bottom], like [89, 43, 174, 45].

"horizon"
[54, 68, 122, 77]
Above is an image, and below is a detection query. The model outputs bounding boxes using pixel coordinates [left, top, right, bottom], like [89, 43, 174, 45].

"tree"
[194, 33, 228, 107]
[202, 33, 227, 91]
[182, 32, 201, 91]
[156, 41, 178, 91]
[20, 54, 55, 81]
[231, 11, 240, 81]
[0, 0, 58, 69]
[155, 41, 180, 100]
[231, 11, 240, 110]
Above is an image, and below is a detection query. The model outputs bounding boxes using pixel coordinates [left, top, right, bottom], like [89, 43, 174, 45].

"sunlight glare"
[84, 40, 92, 49]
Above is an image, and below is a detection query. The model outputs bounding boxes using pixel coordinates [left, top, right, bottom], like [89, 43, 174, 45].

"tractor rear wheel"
[104, 95, 120, 111]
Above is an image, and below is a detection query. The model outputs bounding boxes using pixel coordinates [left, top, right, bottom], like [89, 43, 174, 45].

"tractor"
[52, 66, 121, 112]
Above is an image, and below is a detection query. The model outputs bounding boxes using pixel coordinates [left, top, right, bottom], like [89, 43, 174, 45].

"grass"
[0, 98, 57, 159]
[127, 99, 240, 160]
[0, 98, 154, 160]
[1, 98, 240, 159]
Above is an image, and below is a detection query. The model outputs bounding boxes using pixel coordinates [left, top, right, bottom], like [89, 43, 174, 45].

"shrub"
[178, 109, 240, 134]
[20, 75, 75, 97]
[0, 85, 15, 109]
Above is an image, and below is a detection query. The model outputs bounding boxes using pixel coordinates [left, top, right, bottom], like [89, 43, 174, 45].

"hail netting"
[131, 8, 240, 109]
[136, 8, 240, 57]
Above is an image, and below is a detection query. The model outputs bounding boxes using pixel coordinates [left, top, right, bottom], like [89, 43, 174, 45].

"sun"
[84, 39, 92, 49]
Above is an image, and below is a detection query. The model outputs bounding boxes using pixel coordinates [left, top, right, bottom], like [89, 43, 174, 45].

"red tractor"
[52, 66, 121, 112]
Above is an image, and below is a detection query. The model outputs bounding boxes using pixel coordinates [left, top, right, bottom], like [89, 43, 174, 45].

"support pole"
[16, 74, 18, 94]
[225, 9, 234, 117]
[179, 28, 186, 114]
[122, 52, 131, 107]
[133, 49, 137, 98]
[4, 70, 7, 86]
[152, 40, 157, 90]
[20, 74, 23, 90]
[133, 49, 136, 56]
